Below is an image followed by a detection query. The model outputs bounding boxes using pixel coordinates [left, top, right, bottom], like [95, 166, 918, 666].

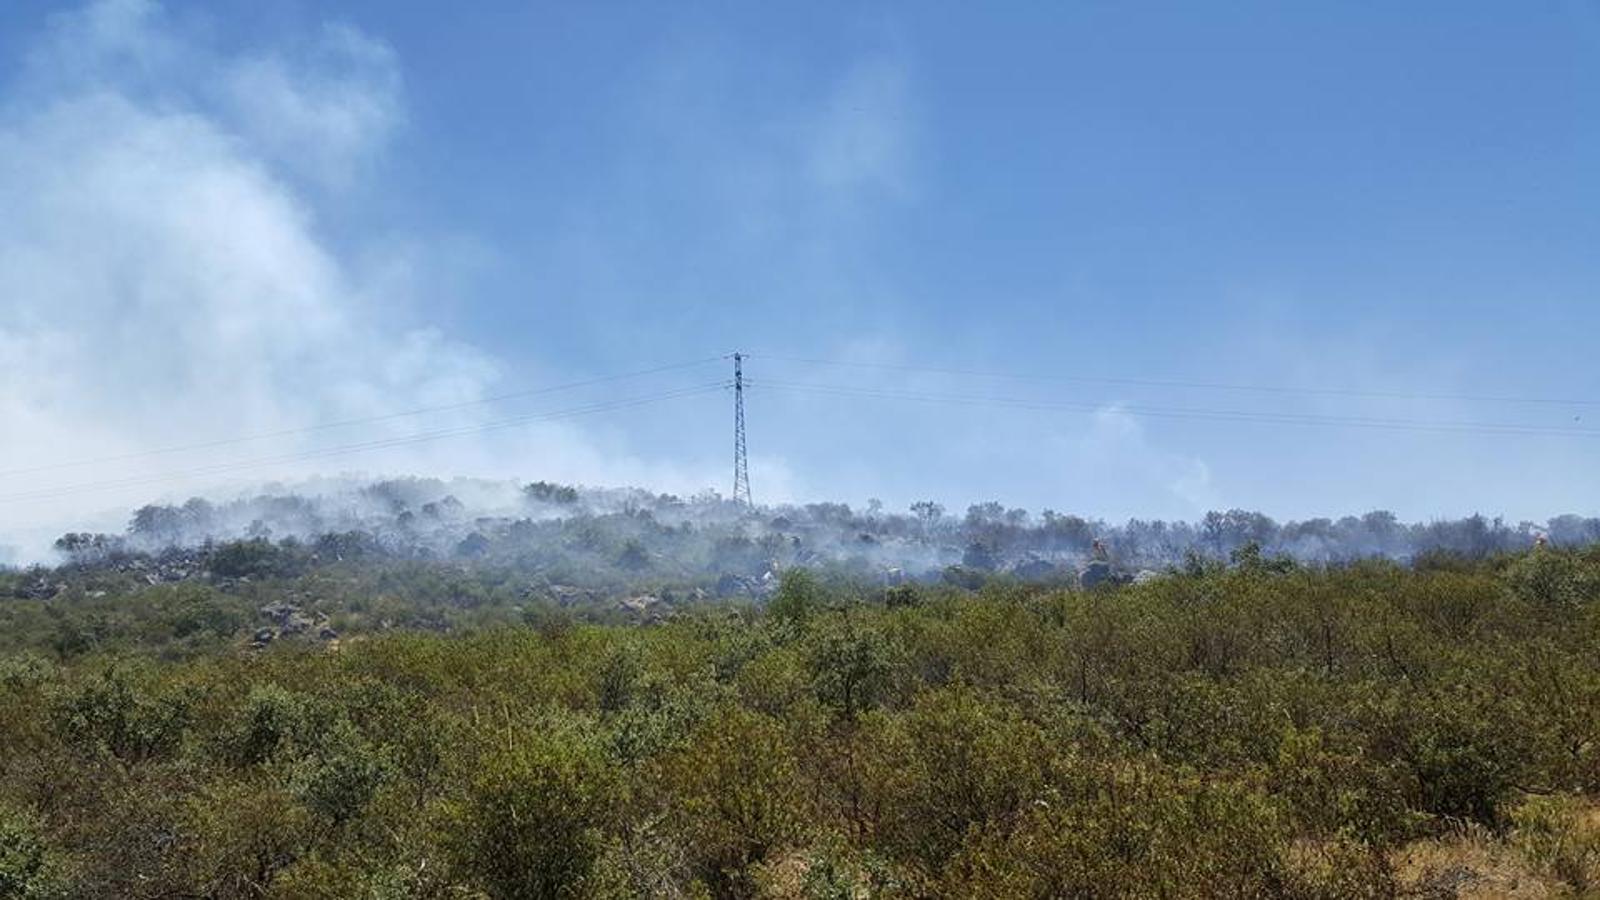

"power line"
[2, 382, 728, 505]
[17, 347, 1596, 512]
[747, 378, 1600, 439]
[0, 356, 727, 480]
[0, 382, 729, 506]
[748, 353, 1600, 409]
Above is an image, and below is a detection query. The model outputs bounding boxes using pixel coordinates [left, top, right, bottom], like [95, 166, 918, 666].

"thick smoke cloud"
[0, 2, 670, 562]
[0, 2, 781, 565]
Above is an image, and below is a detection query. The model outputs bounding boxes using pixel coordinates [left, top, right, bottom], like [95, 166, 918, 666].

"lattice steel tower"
[732, 352, 752, 506]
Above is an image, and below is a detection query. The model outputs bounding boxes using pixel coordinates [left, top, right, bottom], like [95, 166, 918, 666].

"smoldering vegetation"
[26, 476, 1600, 596]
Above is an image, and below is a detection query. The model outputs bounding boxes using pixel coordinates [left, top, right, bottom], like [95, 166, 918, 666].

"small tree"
[910, 501, 944, 532]
[963, 540, 1000, 571]
[617, 539, 649, 571]
[524, 481, 580, 505]
[769, 569, 822, 628]
[808, 619, 897, 722]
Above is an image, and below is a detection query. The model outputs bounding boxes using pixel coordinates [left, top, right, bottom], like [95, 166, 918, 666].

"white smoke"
[0, 1, 506, 560]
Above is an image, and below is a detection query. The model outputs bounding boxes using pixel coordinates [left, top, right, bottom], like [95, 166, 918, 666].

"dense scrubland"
[5, 538, 1600, 897]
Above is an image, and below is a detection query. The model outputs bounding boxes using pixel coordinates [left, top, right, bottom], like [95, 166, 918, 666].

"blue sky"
[1, 0, 1598, 547]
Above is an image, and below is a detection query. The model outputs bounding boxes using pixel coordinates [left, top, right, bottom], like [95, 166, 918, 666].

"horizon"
[3, 1, 1599, 558]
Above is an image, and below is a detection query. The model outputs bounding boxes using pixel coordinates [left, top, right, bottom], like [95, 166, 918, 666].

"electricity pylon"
[732, 352, 752, 506]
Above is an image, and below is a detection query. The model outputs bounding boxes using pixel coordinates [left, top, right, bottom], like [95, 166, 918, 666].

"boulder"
[619, 595, 659, 614]
[716, 573, 756, 597]
[1080, 560, 1114, 589]
[1011, 555, 1063, 581]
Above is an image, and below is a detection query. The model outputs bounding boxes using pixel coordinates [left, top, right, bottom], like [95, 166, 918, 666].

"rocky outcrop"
[250, 601, 334, 649]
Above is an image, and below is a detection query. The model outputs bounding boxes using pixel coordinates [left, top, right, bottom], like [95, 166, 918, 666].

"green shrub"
[291, 718, 389, 827]
[219, 684, 316, 766]
[805, 616, 898, 722]
[1504, 549, 1600, 607]
[449, 719, 617, 898]
[0, 803, 64, 899]
[769, 569, 822, 628]
[655, 706, 810, 895]
[50, 669, 191, 763]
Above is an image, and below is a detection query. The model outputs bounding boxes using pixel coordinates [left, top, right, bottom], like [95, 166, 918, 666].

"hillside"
[4, 544, 1600, 896]
[9, 478, 1598, 661]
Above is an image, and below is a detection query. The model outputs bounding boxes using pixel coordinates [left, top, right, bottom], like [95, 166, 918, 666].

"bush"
[7, 548, 1600, 895]
[1504, 549, 1600, 607]
[219, 684, 316, 767]
[805, 617, 898, 722]
[450, 720, 617, 898]
[769, 569, 822, 628]
[655, 707, 810, 895]
[0, 803, 63, 899]
[50, 669, 191, 763]
[869, 687, 1049, 874]
[208, 538, 302, 579]
[291, 718, 389, 827]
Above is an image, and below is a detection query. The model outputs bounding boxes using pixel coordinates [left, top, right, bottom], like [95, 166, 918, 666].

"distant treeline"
[31, 478, 1600, 583]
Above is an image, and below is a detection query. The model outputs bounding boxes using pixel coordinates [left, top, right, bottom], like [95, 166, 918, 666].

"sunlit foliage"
[4, 548, 1600, 895]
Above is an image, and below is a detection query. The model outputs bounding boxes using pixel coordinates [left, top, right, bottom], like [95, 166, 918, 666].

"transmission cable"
[0, 355, 727, 480]
[747, 378, 1600, 439]
[0, 381, 729, 505]
[747, 353, 1600, 409]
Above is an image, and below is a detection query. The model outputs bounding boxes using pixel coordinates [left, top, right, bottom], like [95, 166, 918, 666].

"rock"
[716, 573, 756, 597]
[318, 626, 339, 641]
[280, 614, 313, 636]
[941, 565, 986, 590]
[455, 532, 491, 557]
[251, 627, 276, 648]
[548, 585, 593, 607]
[619, 595, 659, 614]
[1080, 560, 1114, 589]
[259, 601, 315, 636]
[16, 577, 60, 600]
[1011, 555, 1062, 581]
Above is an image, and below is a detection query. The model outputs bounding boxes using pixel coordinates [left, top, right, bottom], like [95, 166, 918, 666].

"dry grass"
[1392, 797, 1600, 899]
[1392, 822, 1559, 898]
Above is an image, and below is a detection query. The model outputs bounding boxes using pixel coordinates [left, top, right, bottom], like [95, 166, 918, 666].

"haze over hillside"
[5, 3, 1600, 897]
[3, 0, 1598, 556]
[11, 476, 1591, 586]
